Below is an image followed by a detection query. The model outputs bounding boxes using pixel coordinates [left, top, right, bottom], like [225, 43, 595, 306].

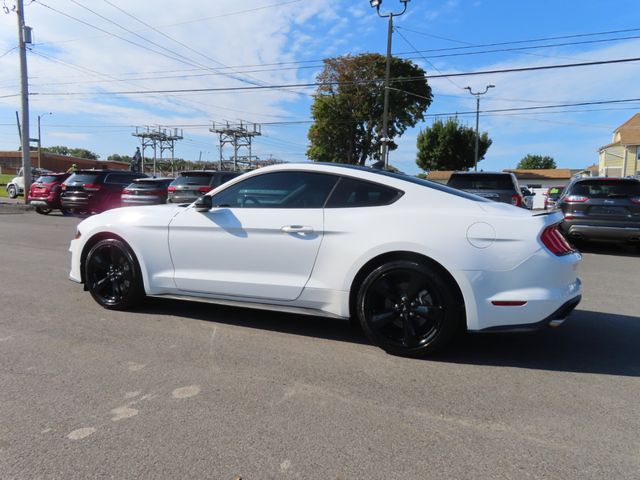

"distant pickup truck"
[446, 171, 526, 208]
[6, 167, 53, 198]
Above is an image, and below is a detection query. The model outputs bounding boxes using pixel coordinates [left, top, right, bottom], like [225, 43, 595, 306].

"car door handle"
[281, 225, 314, 234]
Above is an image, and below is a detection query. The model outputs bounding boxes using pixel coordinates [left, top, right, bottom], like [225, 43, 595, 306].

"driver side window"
[210, 171, 338, 208]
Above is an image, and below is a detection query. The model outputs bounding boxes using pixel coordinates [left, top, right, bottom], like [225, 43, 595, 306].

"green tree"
[416, 117, 492, 171]
[42, 145, 99, 160]
[307, 53, 432, 165]
[517, 154, 556, 169]
[107, 154, 133, 163]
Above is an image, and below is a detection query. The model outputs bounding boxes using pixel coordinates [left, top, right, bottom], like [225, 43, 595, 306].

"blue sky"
[1, 0, 640, 175]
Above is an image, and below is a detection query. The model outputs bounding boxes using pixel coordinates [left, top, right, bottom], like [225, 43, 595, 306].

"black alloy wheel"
[357, 260, 462, 357]
[35, 206, 52, 215]
[85, 238, 143, 309]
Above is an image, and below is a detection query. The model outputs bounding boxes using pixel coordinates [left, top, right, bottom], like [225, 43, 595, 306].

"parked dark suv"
[447, 172, 524, 207]
[167, 170, 241, 204]
[558, 177, 640, 247]
[60, 170, 147, 215]
[121, 177, 173, 206]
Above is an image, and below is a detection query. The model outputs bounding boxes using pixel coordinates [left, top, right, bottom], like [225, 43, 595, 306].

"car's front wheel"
[85, 238, 144, 309]
[357, 260, 463, 357]
[7, 185, 17, 198]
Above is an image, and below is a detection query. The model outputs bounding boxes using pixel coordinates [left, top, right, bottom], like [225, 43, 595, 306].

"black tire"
[35, 206, 52, 215]
[357, 260, 463, 357]
[85, 238, 144, 310]
[7, 185, 17, 199]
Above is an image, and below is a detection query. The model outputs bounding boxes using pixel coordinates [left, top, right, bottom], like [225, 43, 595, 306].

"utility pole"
[465, 84, 494, 171]
[370, 0, 409, 170]
[16, 0, 32, 201]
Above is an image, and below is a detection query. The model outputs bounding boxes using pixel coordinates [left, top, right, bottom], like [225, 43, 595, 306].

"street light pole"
[16, 0, 32, 202]
[465, 84, 494, 171]
[370, 0, 410, 170]
[37, 112, 52, 169]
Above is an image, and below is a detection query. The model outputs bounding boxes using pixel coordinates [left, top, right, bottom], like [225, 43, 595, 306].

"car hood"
[77, 204, 184, 233]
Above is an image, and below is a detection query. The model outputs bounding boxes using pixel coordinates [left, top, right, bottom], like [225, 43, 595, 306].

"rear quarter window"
[325, 177, 403, 208]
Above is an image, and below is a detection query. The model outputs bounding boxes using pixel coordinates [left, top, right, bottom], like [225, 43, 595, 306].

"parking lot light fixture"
[370, 0, 410, 170]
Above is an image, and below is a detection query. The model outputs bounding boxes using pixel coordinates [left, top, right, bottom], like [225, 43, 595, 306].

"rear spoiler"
[532, 210, 557, 217]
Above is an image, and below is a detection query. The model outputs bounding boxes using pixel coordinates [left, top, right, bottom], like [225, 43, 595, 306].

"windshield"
[448, 174, 514, 190]
[35, 175, 63, 184]
[65, 173, 99, 184]
[570, 180, 640, 198]
[171, 174, 212, 186]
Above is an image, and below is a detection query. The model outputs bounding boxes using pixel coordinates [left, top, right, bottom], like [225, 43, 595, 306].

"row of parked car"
[444, 171, 640, 248]
[17, 167, 640, 249]
[25, 169, 241, 215]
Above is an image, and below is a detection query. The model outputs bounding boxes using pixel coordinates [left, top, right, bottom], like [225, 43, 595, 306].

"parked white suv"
[6, 167, 53, 198]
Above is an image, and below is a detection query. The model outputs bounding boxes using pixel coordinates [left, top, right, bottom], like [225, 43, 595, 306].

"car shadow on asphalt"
[438, 309, 640, 377]
[140, 300, 639, 376]
[141, 297, 369, 345]
[575, 241, 639, 257]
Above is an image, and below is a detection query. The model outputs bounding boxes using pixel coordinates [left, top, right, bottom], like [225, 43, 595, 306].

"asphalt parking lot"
[1, 206, 639, 479]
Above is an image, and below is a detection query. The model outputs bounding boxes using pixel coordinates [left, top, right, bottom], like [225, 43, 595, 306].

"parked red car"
[28, 172, 72, 215]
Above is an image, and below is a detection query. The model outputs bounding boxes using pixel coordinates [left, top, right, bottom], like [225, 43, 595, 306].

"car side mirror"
[193, 195, 212, 212]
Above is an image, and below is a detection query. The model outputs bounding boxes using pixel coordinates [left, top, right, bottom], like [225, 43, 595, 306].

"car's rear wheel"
[35, 206, 52, 215]
[85, 238, 144, 310]
[357, 260, 462, 357]
[7, 185, 17, 198]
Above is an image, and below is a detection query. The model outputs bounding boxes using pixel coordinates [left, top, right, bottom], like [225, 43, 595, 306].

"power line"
[100, 0, 270, 89]
[394, 28, 465, 90]
[396, 25, 640, 51]
[28, 55, 640, 97]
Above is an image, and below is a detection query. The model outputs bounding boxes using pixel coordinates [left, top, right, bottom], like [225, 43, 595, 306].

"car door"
[168, 171, 339, 301]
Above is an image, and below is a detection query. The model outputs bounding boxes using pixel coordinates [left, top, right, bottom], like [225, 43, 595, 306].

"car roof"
[131, 177, 173, 183]
[179, 170, 241, 175]
[449, 171, 513, 175]
[232, 162, 492, 202]
[74, 169, 138, 174]
[573, 177, 639, 183]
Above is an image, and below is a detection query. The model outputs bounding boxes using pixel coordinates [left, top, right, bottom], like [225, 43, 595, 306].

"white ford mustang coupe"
[69, 163, 582, 357]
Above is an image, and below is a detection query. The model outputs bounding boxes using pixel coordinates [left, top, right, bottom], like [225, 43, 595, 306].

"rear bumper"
[562, 222, 640, 242]
[167, 195, 198, 204]
[28, 199, 54, 208]
[479, 295, 581, 332]
[61, 195, 92, 211]
[121, 195, 165, 206]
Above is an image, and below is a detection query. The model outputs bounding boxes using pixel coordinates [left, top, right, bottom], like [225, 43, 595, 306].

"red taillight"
[564, 195, 588, 203]
[198, 186, 211, 193]
[511, 194, 523, 207]
[167, 186, 177, 192]
[540, 224, 575, 256]
[84, 183, 101, 192]
[122, 188, 132, 195]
